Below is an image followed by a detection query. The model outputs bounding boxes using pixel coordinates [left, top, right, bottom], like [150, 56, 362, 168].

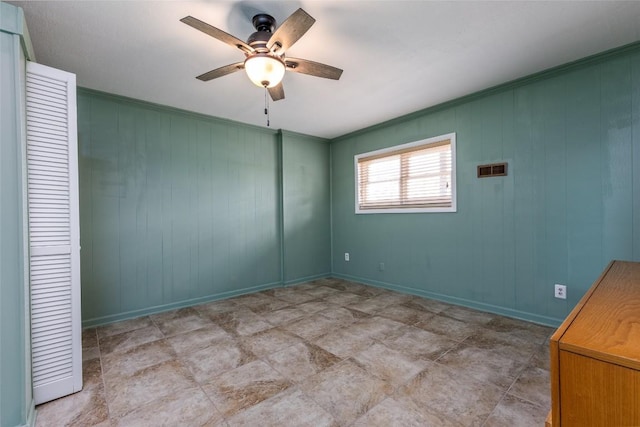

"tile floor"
[35, 278, 553, 427]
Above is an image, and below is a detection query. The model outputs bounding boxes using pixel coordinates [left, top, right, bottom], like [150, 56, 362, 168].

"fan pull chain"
[264, 86, 270, 127]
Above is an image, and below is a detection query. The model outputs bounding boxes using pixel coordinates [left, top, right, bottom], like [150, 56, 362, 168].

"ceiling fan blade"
[285, 58, 343, 80]
[268, 83, 285, 101]
[196, 62, 244, 81]
[181, 16, 253, 54]
[267, 8, 315, 53]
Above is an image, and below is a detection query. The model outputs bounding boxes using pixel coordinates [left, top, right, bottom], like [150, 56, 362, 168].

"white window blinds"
[355, 133, 456, 213]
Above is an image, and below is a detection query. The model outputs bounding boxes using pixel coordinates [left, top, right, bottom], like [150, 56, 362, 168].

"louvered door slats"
[27, 61, 81, 405]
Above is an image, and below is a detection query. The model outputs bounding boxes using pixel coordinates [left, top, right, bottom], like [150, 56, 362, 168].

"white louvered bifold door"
[26, 61, 82, 405]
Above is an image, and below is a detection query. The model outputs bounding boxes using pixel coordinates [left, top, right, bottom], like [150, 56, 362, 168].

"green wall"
[77, 90, 331, 326]
[0, 3, 34, 426]
[331, 44, 640, 326]
[282, 131, 331, 284]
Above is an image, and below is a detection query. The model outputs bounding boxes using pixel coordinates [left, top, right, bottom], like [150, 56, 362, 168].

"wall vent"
[477, 162, 507, 178]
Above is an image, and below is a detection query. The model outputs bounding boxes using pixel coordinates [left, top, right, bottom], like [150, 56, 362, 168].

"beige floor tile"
[98, 325, 164, 355]
[225, 388, 336, 427]
[353, 342, 429, 388]
[473, 323, 550, 351]
[436, 343, 526, 388]
[441, 305, 496, 324]
[231, 292, 274, 307]
[82, 357, 105, 390]
[194, 298, 240, 316]
[290, 281, 323, 291]
[241, 327, 303, 358]
[508, 365, 551, 408]
[462, 329, 536, 362]
[366, 291, 413, 307]
[35, 383, 109, 427]
[323, 292, 369, 306]
[266, 342, 341, 382]
[265, 287, 317, 304]
[166, 324, 232, 355]
[376, 304, 436, 325]
[484, 316, 553, 339]
[403, 297, 453, 314]
[104, 359, 197, 418]
[415, 314, 479, 342]
[201, 360, 292, 418]
[301, 358, 393, 425]
[302, 286, 341, 298]
[180, 338, 256, 383]
[102, 339, 176, 379]
[380, 325, 457, 360]
[113, 386, 223, 427]
[295, 300, 335, 314]
[345, 316, 405, 340]
[83, 346, 100, 362]
[261, 307, 306, 326]
[352, 395, 460, 427]
[325, 280, 382, 297]
[347, 297, 393, 314]
[150, 307, 215, 337]
[233, 292, 291, 311]
[317, 306, 370, 323]
[399, 363, 504, 426]
[313, 327, 375, 359]
[209, 308, 273, 336]
[282, 313, 346, 341]
[82, 328, 98, 348]
[484, 394, 548, 427]
[529, 343, 551, 371]
[97, 316, 154, 339]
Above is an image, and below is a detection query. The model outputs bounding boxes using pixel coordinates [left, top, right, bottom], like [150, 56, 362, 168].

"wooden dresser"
[547, 260, 640, 426]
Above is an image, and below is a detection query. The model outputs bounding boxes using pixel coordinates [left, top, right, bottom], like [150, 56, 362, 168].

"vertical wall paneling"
[77, 91, 291, 326]
[632, 54, 640, 260]
[600, 57, 633, 262]
[0, 3, 36, 424]
[564, 66, 604, 308]
[331, 45, 640, 326]
[281, 131, 331, 284]
[500, 90, 516, 310]
[26, 61, 82, 405]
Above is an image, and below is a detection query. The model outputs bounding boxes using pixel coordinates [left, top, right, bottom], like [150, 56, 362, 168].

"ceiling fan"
[181, 8, 343, 101]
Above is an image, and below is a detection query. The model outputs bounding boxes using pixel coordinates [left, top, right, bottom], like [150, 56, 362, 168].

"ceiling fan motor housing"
[247, 14, 277, 53]
[252, 14, 276, 33]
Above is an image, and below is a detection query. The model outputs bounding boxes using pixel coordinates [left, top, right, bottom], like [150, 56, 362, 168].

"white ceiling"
[8, 1, 640, 139]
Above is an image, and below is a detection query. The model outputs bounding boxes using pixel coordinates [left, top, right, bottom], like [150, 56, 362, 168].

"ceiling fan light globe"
[244, 54, 285, 88]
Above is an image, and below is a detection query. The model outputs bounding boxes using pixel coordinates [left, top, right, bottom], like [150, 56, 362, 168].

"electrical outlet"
[379, 262, 385, 271]
[554, 284, 567, 300]
[344, 252, 350, 262]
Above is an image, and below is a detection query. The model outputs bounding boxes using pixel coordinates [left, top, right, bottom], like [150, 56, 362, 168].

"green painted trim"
[277, 130, 286, 287]
[283, 272, 331, 287]
[77, 87, 281, 137]
[16, 33, 33, 423]
[333, 40, 640, 143]
[81, 280, 282, 328]
[329, 143, 334, 274]
[280, 129, 330, 144]
[332, 273, 562, 327]
[0, 3, 34, 60]
[24, 401, 35, 427]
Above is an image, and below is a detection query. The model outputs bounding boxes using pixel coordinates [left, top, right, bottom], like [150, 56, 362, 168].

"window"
[355, 133, 456, 213]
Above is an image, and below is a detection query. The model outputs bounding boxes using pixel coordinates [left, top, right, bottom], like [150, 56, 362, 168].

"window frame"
[354, 132, 457, 214]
